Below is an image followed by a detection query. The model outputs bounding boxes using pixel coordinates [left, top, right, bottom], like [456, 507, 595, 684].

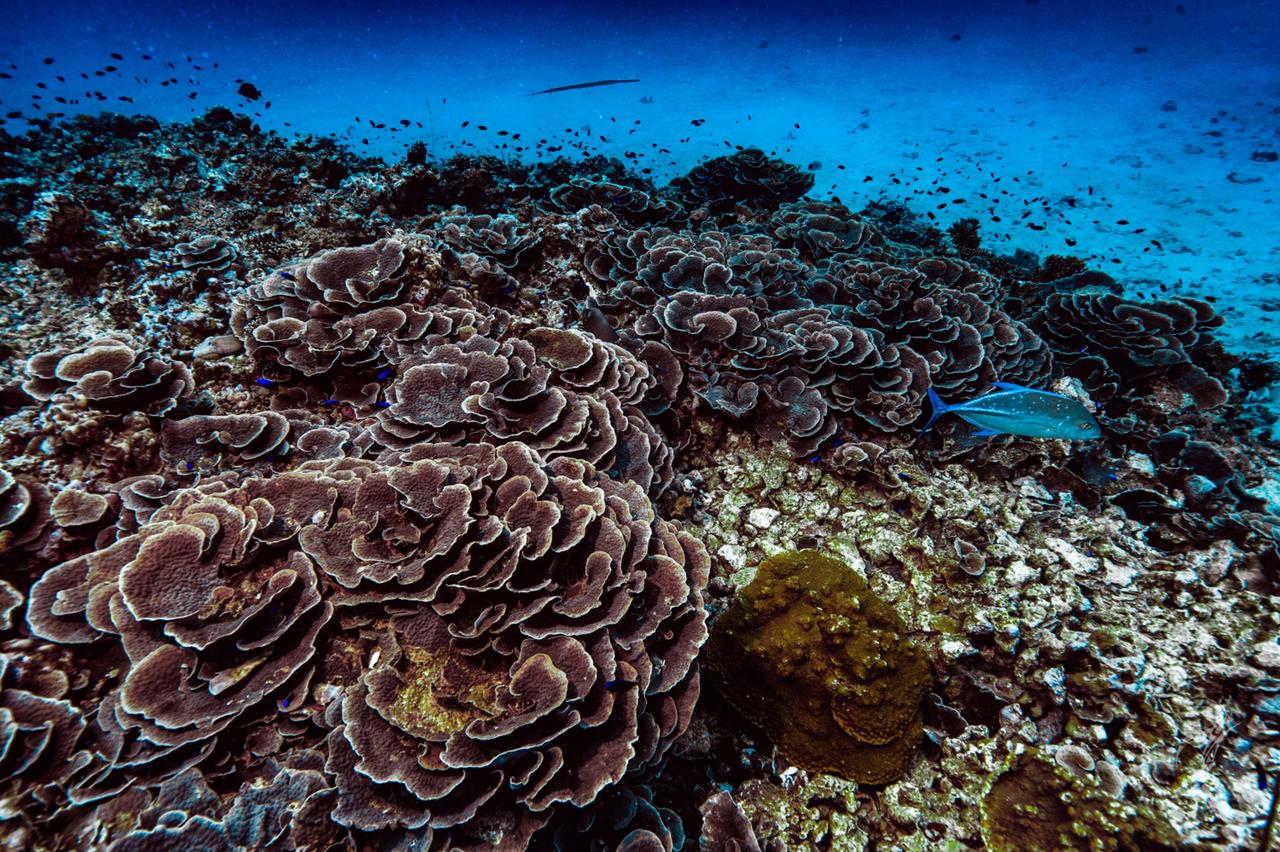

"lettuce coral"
[705, 550, 929, 784]
[25, 440, 708, 848]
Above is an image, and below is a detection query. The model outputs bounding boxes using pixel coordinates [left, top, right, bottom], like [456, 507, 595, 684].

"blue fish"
[919, 381, 1102, 440]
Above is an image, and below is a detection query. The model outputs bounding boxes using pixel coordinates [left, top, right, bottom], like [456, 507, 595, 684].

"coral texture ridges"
[705, 550, 930, 784]
[25, 441, 708, 847]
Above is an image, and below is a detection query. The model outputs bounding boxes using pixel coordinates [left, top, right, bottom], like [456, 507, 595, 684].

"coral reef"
[0, 107, 1276, 850]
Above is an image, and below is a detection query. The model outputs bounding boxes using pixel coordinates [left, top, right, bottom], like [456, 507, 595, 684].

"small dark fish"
[920, 381, 1102, 440]
[580, 302, 618, 342]
[527, 78, 639, 96]
[237, 81, 262, 100]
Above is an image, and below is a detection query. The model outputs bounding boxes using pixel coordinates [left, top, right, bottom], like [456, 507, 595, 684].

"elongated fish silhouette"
[527, 79, 640, 96]
[919, 381, 1102, 440]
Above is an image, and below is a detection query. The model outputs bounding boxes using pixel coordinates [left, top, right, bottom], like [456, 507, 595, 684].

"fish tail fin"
[915, 386, 950, 441]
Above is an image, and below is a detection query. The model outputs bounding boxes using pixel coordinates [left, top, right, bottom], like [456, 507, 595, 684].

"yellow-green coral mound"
[706, 549, 929, 784]
[981, 748, 1179, 852]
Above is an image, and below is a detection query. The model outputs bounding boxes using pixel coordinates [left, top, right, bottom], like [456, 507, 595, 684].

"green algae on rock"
[980, 747, 1179, 852]
[706, 549, 929, 784]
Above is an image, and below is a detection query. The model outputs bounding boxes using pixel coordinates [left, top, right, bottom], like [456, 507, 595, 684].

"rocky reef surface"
[1, 109, 1279, 850]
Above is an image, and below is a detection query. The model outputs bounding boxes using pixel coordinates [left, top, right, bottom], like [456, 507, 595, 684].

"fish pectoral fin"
[970, 428, 1001, 438]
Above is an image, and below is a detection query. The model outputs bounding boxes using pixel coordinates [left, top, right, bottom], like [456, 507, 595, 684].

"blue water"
[5, 0, 1278, 323]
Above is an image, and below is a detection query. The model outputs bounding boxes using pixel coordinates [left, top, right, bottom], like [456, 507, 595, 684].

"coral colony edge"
[1, 108, 1279, 852]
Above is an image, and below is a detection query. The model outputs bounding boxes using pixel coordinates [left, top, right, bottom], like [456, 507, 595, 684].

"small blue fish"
[920, 381, 1102, 441]
[254, 377, 276, 387]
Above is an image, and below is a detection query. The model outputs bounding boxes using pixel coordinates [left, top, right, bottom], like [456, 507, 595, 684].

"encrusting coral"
[980, 746, 1179, 852]
[704, 550, 930, 784]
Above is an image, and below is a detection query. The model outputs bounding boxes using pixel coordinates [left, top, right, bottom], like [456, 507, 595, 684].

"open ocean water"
[2, 1, 1280, 849]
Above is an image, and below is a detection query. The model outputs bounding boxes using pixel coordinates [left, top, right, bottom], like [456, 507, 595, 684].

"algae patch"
[385, 646, 504, 739]
[706, 549, 930, 784]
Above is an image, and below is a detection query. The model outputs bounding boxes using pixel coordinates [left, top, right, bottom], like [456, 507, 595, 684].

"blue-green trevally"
[920, 381, 1102, 440]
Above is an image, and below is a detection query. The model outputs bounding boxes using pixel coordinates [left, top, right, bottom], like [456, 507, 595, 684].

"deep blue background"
[3, 0, 1278, 346]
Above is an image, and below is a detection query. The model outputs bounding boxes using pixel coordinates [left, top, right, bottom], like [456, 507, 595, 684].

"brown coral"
[769, 200, 886, 261]
[816, 256, 1053, 399]
[548, 178, 684, 226]
[705, 550, 929, 784]
[370, 327, 674, 493]
[587, 230, 808, 311]
[49, 489, 112, 529]
[26, 440, 708, 847]
[0, 647, 89, 833]
[669, 149, 814, 214]
[160, 411, 293, 475]
[432, 209, 540, 271]
[230, 237, 418, 376]
[1034, 292, 1226, 406]
[22, 334, 194, 416]
[21, 191, 115, 271]
[0, 468, 53, 554]
[173, 235, 239, 273]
